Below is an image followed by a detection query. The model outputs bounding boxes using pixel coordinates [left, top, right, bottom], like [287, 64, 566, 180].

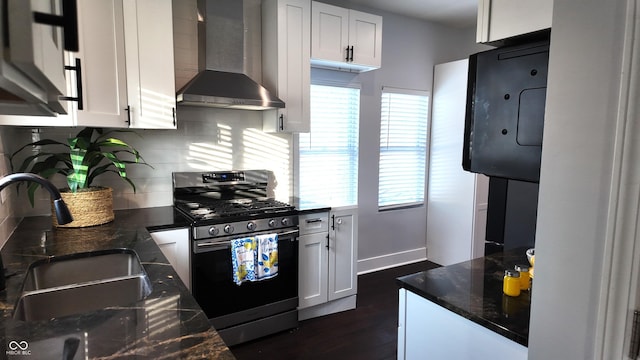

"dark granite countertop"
[396, 249, 531, 346]
[0, 206, 235, 359]
[288, 197, 331, 214]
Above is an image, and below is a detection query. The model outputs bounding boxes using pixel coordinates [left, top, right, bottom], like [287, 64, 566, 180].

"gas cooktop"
[172, 170, 297, 225]
[175, 197, 295, 221]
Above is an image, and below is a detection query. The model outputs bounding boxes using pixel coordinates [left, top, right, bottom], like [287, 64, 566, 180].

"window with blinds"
[378, 87, 429, 210]
[298, 84, 360, 208]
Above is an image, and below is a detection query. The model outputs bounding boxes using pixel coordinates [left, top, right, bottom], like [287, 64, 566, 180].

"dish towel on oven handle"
[231, 237, 256, 285]
[256, 233, 278, 280]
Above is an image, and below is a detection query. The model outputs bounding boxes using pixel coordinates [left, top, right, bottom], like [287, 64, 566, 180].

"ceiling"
[348, 0, 477, 28]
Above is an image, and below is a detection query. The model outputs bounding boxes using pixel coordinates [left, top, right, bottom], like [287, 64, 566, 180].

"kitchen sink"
[13, 249, 152, 322]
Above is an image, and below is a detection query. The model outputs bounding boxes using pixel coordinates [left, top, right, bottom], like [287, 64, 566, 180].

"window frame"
[377, 86, 430, 211]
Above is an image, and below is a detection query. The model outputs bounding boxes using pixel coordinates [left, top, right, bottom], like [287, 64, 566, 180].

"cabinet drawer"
[299, 212, 329, 235]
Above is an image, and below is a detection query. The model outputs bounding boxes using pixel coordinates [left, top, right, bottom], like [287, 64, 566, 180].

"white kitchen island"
[396, 250, 530, 360]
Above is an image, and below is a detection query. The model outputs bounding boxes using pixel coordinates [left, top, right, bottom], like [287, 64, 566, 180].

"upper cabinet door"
[477, 0, 553, 43]
[311, 2, 349, 64]
[0, 50, 78, 126]
[348, 10, 382, 69]
[6, 0, 68, 115]
[77, 0, 176, 128]
[123, 0, 177, 129]
[262, 0, 311, 133]
[311, 1, 382, 72]
[74, 0, 129, 127]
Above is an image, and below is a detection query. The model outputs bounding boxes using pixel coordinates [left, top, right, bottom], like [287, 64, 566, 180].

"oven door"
[191, 228, 299, 324]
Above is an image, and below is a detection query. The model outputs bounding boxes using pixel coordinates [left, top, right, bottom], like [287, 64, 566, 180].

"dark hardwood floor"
[230, 260, 440, 360]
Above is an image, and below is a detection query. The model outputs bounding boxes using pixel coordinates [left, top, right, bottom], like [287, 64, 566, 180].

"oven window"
[192, 236, 298, 318]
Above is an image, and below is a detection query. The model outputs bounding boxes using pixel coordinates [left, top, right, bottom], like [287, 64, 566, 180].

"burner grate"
[172, 171, 296, 224]
[175, 198, 295, 221]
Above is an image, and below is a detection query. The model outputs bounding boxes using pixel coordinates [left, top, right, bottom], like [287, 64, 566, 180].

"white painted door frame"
[596, 0, 640, 358]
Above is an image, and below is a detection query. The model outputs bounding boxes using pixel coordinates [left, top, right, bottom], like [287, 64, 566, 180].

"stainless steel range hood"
[176, 0, 284, 110]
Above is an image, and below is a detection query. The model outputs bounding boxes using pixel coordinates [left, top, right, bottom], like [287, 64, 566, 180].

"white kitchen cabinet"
[150, 228, 190, 290]
[311, 1, 382, 72]
[262, 0, 311, 133]
[298, 207, 358, 320]
[0, 0, 177, 128]
[122, 0, 177, 129]
[328, 207, 357, 300]
[298, 211, 329, 308]
[6, 0, 68, 115]
[0, 0, 77, 118]
[477, 0, 553, 43]
[427, 59, 489, 266]
[76, 0, 176, 129]
[72, 0, 129, 128]
[398, 289, 527, 360]
[0, 0, 122, 127]
[0, 51, 77, 126]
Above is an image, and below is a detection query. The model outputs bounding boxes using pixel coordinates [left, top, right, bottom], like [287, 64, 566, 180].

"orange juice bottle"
[515, 264, 531, 291]
[503, 269, 521, 297]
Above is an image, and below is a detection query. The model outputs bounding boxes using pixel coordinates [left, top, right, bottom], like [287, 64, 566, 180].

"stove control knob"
[281, 217, 290, 226]
[268, 219, 276, 228]
[208, 226, 219, 236]
[224, 225, 234, 234]
[247, 222, 256, 230]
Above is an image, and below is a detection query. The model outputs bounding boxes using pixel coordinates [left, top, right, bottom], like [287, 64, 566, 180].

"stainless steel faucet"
[0, 173, 73, 291]
[0, 173, 73, 225]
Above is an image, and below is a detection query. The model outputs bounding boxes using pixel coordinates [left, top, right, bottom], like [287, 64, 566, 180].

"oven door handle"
[195, 241, 230, 251]
[277, 229, 299, 237]
[195, 229, 300, 252]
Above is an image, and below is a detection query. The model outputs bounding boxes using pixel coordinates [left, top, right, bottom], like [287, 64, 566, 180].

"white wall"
[334, 3, 489, 272]
[0, 127, 24, 248]
[528, 0, 629, 358]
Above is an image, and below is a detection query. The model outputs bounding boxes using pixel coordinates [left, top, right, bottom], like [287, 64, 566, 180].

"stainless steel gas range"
[172, 170, 299, 346]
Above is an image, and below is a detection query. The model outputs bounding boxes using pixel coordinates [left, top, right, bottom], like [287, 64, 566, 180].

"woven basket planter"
[52, 187, 114, 228]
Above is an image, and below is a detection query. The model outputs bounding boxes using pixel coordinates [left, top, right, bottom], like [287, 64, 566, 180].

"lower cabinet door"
[328, 208, 358, 301]
[298, 232, 328, 308]
[150, 228, 190, 290]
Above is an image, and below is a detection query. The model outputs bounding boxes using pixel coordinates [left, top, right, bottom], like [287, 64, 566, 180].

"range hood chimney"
[176, 0, 284, 110]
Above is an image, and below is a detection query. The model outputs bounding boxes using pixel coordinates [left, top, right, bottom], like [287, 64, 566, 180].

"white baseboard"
[298, 295, 357, 321]
[357, 247, 427, 275]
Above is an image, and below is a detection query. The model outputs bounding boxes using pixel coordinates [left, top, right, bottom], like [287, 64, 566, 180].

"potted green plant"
[10, 127, 152, 228]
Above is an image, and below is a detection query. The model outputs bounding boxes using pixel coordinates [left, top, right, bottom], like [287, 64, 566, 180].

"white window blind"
[378, 87, 429, 210]
[298, 84, 360, 208]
